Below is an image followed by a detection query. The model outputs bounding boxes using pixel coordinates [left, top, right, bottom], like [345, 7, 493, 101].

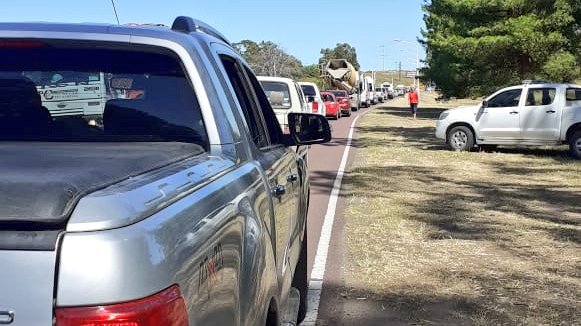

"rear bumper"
[325, 107, 338, 116]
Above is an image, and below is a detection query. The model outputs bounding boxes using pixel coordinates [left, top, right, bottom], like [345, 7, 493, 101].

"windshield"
[260, 81, 292, 109]
[0, 41, 207, 147]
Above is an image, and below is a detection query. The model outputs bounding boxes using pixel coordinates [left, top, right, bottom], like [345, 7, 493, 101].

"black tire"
[447, 126, 474, 151]
[293, 227, 308, 323]
[569, 130, 581, 159]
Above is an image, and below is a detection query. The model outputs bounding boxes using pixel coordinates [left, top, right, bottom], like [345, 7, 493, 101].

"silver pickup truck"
[0, 17, 331, 326]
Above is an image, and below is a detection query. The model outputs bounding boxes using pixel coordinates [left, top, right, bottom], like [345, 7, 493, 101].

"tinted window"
[566, 88, 581, 101]
[300, 84, 316, 96]
[525, 88, 556, 106]
[244, 70, 283, 143]
[219, 56, 269, 148]
[260, 81, 292, 109]
[0, 42, 207, 147]
[487, 89, 522, 108]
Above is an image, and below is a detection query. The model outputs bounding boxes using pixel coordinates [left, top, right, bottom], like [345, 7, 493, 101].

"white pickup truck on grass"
[435, 82, 581, 158]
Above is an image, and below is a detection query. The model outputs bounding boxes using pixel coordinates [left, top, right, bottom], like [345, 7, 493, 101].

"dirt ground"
[321, 96, 581, 325]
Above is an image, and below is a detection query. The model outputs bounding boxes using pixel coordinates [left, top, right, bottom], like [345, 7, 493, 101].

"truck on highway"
[436, 81, 581, 158]
[0, 16, 331, 326]
[324, 59, 360, 110]
[298, 81, 326, 117]
[360, 75, 374, 107]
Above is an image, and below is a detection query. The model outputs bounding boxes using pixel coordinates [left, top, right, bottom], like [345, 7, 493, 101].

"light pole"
[394, 39, 420, 91]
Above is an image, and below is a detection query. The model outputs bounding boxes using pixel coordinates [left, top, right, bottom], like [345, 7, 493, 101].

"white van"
[258, 76, 309, 133]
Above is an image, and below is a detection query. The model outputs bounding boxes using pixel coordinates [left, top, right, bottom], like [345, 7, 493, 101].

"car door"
[218, 55, 300, 302]
[476, 88, 523, 140]
[520, 87, 560, 140]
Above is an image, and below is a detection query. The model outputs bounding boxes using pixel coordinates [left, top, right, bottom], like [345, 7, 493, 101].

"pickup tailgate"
[0, 250, 57, 325]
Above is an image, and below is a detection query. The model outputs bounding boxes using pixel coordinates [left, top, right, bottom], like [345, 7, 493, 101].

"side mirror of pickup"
[307, 96, 316, 102]
[481, 100, 489, 108]
[287, 113, 331, 145]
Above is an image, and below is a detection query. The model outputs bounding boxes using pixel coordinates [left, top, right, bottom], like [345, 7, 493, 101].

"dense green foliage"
[233, 40, 360, 91]
[298, 64, 327, 90]
[319, 43, 361, 71]
[232, 40, 303, 79]
[422, 0, 581, 97]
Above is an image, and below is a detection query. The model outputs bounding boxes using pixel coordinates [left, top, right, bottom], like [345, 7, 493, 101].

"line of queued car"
[257, 76, 397, 134]
[256, 77, 353, 134]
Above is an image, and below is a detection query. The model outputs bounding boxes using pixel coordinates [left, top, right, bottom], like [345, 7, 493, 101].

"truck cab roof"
[0, 17, 233, 52]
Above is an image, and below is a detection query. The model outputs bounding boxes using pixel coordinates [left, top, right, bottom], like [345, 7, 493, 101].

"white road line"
[302, 110, 368, 325]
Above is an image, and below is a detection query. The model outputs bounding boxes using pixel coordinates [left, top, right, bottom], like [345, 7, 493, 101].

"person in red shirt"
[408, 87, 419, 119]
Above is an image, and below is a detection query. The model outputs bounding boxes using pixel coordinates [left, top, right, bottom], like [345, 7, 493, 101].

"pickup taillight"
[55, 285, 188, 326]
[312, 101, 318, 113]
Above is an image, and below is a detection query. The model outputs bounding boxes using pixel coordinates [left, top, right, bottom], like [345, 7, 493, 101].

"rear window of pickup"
[0, 40, 208, 148]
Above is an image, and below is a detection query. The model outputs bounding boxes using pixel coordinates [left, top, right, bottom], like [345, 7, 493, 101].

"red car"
[320, 91, 341, 120]
[329, 90, 352, 117]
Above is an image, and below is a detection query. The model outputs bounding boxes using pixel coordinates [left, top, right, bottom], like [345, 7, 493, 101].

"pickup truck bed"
[0, 142, 204, 247]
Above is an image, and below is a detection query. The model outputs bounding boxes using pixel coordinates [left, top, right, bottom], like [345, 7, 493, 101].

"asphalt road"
[305, 104, 372, 277]
[304, 99, 401, 325]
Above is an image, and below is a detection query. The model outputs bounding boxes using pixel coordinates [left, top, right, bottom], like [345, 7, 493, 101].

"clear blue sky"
[0, 0, 426, 71]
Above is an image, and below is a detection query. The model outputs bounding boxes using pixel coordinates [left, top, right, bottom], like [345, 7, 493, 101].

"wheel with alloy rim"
[447, 126, 474, 151]
[569, 130, 581, 159]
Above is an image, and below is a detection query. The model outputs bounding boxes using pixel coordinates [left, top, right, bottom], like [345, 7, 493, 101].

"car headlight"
[439, 111, 449, 120]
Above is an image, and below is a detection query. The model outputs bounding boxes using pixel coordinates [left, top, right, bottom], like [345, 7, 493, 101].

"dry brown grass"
[342, 97, 581, 325]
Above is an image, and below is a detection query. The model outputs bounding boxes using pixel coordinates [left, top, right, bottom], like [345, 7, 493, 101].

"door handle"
[272, 185, 286, 197]
[509, 111, 519, 114]
[287, 174, 298, 182]
[546, 110, 556, 113]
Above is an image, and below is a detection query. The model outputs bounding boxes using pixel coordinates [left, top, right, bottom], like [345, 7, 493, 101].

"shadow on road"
[319, 280, 513, 325]
[341, 163, 580, 242]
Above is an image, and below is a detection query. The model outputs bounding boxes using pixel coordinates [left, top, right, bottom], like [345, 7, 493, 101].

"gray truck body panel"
[0, 21, 310, 325]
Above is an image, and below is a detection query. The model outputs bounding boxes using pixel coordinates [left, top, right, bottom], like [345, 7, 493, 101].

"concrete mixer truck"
[324, 59, 361, 111]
